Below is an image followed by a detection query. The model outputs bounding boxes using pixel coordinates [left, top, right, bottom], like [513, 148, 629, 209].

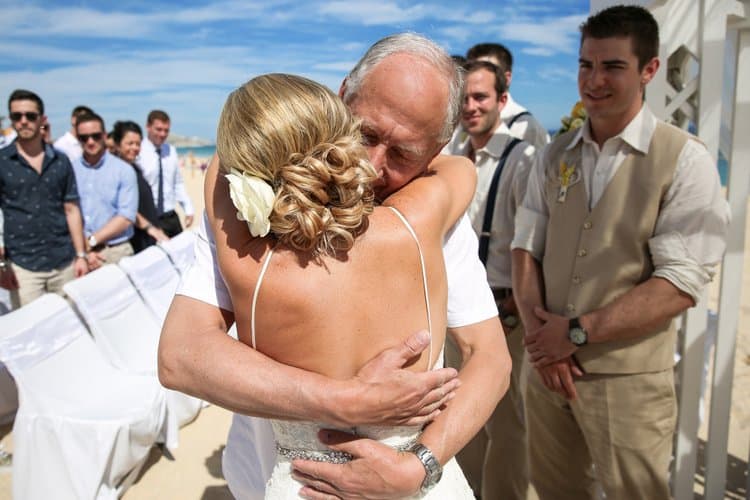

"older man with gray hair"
[159, 33, 509, 499]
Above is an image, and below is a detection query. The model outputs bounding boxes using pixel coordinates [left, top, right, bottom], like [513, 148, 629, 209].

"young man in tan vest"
[446, 60, 536, 500]
[511, 5, 730, 499]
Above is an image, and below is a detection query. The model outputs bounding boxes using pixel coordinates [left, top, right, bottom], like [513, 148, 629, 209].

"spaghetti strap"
[386, 206, 433, 370]
[250, 208, 433, 368]
[251, 247, 275, 350]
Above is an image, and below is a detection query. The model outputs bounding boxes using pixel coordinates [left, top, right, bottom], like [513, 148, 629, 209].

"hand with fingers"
[340, 329, 460, 427]
[292, 430, 425, 500]
[535, 356, 583, 400]
[524, 306, 577, 367]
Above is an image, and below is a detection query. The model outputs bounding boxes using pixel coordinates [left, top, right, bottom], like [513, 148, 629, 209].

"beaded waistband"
[276, 438, 418, 464]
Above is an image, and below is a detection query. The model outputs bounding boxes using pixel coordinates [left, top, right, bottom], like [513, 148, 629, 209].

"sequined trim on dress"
[276, 437, 418, 464]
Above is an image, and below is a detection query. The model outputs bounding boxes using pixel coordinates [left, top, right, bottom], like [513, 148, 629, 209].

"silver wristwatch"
[407, 443, 442, 492]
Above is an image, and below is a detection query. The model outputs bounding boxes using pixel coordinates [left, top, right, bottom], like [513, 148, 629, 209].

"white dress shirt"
[138, 138, 194, 216]
[53, 131, 81, 163]
[512, 105, 731, 302]
[448, 122, 537, 288]
[501, 93, 550, 150]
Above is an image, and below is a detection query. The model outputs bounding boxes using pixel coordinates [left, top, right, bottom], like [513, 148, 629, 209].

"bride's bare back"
[208, 74, 474, 382]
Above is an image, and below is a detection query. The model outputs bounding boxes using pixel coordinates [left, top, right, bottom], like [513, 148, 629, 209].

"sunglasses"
[78, 132, 104, 143]
[9, 111, 40, 122]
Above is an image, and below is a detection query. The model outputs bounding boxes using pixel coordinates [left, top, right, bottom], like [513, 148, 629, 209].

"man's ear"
[338, 78, 348, 98]
[640, 57, 660, 86]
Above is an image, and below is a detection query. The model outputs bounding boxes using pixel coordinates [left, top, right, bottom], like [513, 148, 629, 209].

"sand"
[0, 156, 747, 498]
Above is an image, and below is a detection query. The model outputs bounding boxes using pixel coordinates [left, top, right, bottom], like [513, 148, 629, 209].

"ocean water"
[177, 145, 216, 158]
[178, 144, 730, 186]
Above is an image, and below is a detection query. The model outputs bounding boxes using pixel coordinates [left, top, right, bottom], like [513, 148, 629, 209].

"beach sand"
[0, 157, 747, 498]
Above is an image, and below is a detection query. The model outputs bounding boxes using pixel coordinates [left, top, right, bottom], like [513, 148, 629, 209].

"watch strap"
[408, 443, 442, 492]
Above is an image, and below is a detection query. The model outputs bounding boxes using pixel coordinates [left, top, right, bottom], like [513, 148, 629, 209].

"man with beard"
[0, 89, 87, 308]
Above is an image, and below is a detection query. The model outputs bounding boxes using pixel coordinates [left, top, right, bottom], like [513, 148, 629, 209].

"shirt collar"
[81, 150, 108, 169]
[459, 121, 515, 160]
[565, 104, 655, 153]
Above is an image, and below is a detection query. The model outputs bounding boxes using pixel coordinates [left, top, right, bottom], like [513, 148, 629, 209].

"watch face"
[570, 327, 587, 346]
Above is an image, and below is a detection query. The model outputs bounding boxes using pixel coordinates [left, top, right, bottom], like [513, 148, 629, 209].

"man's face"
[344, 54, 448, 199]
[578, 36, 658, 126]
[147, 119, 170, 147]
[9, 100, 43, 142]
[461, 68, 505, 139]
[77, 120, 107, 160]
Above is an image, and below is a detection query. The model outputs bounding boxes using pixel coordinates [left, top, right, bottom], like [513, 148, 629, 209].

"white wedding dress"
[250, 207, 474, 499]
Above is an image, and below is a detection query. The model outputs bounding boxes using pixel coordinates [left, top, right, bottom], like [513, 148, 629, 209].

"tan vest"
[542, 122, 689, 374]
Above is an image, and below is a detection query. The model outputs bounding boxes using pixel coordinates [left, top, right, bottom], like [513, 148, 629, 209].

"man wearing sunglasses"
[71, 112, 138, 269]
[0, 89, 88, 309]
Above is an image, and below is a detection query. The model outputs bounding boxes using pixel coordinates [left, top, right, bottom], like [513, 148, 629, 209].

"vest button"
[566, 303, 575, 312]
[572, 276, 581, 284]
[577, 249, 587, 257]
[583, 221, 592, 230]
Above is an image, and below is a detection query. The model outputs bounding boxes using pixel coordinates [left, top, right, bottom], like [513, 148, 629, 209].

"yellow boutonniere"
[557, 161, 576, 203]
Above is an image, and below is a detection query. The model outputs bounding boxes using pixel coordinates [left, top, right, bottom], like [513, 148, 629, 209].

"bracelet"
[143, 223, 153, 231]
[76, 251, 87, 260]
[0, 260, 7, 270]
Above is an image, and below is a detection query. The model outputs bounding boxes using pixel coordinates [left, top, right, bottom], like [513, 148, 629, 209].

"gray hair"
[342, 32, 464, 143]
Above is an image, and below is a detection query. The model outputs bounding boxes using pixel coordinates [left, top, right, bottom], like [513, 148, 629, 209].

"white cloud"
[313, 61, 359, 72]
[536, 65, 577, 83]
[499, 14, 586, 55]
[318, 1, 430, 25]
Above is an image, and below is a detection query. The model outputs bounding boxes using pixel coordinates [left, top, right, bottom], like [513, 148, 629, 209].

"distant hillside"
[167, 133, 213, 147]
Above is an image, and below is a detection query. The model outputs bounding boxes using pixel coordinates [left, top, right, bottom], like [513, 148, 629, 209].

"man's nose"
[367, 145, 387, 174]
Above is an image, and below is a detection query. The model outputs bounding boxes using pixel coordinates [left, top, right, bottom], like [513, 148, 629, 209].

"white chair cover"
[63, 265, 200, 430]
[118, 246, 180, 324]
[0, 294, 169, 500]
[159, 230, 196, 275]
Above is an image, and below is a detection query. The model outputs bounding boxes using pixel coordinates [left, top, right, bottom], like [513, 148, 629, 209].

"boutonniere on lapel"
[557, 161, 577, 203]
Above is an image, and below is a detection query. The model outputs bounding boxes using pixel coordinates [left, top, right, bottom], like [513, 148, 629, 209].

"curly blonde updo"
[217, 74, 377, 257]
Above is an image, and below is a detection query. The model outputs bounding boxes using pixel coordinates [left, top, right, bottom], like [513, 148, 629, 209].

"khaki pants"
[526, 367, 676, 500]
[98, 242, 133, 265]
[9, 261, 76, 309]
[446, 322, 529, 500]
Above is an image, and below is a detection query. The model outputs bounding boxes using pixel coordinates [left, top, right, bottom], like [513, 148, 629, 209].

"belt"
[91, 240, 129, 252]
[159, 210, 178, 218]
[492, 287, 513, 301]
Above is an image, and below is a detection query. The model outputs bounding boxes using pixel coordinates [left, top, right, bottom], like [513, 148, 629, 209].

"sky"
[0, 0, 589, 143]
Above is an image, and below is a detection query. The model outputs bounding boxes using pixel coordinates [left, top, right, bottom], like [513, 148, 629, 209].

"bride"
[212, 73, 477, 499]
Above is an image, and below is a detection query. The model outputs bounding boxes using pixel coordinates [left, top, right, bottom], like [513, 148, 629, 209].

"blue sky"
[0, 0, 589, 143]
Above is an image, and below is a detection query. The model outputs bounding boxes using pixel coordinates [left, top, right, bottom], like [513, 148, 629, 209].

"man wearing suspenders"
[467, 42, 550, 150]
[446, 59, 537, 500]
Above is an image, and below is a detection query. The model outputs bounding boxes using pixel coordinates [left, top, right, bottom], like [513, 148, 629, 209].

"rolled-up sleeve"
[511, 147, 548, 260]
[648, 140, 731, 302]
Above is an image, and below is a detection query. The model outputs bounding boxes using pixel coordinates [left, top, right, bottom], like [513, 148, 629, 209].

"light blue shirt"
[72, 151, 138, 245]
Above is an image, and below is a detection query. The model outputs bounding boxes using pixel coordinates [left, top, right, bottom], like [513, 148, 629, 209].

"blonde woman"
[213, 74, 476, 499]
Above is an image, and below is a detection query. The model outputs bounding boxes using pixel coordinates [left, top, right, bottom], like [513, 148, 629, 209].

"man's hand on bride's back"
[333, 329, 460, 428]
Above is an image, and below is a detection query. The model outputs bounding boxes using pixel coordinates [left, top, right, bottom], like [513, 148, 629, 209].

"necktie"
[156, 145, 164, 215]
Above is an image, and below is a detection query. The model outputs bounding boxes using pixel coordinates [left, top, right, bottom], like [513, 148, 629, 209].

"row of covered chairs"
[0, 231, 200, 499]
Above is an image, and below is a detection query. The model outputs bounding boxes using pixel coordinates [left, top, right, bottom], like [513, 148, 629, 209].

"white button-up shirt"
[138, 137, 194, 216]
[501, 93, 550, 150]
[448, 122, 537, 288]
[512, 105, 730, 302]
[53, 131, 81, 163]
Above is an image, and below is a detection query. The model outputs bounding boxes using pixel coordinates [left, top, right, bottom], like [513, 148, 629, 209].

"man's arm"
[525, 276, 694, 368]
[159, 295, 459, 426]
[512, 248, 580, 400]
[63, 201, 88, 276]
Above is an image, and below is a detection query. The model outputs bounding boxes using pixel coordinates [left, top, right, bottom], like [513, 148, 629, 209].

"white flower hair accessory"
[225, 168, 275, 237]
